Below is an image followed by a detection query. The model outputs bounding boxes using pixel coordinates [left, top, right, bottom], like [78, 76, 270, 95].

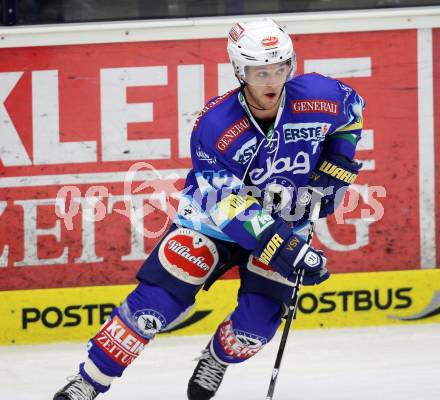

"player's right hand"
[252, 218, 328, 283]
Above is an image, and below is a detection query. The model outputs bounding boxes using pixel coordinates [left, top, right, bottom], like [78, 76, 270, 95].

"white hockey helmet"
[227, 18, 296, 86]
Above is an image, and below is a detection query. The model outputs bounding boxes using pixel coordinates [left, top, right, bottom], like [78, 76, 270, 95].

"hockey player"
[53, 18, 363, 400]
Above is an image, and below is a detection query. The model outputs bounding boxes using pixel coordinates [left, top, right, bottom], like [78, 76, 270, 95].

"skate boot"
[187, 347, 228, 400]
[53, 373, 99, 400]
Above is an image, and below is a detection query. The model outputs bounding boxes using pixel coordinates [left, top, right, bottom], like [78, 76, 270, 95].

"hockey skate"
[187, 347, 228, 400]
[53, 373, 99, 400]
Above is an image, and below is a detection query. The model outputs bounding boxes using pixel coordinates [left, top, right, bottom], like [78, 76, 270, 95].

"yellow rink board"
[1, 269, 439, 345]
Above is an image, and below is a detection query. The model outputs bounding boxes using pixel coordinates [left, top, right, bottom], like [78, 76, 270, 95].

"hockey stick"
[266, 189, 323, 400]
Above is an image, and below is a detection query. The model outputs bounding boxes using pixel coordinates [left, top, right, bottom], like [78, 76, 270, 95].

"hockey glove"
[295, 153, 362, 226]
[302, 249, 329, 285]
[252, 218, 328, 285]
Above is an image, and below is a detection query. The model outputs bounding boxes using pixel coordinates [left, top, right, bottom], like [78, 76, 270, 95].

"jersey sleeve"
[325, 81, 365, 160]
[190, 118, 274, 250]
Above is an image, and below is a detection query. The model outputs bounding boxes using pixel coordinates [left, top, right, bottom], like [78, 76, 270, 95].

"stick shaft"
[265, 195, 321, 399]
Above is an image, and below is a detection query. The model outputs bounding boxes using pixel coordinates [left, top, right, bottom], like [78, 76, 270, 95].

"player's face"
[244, 62, 291, 110]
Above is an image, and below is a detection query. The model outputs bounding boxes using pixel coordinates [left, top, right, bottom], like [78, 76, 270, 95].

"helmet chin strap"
[247, 101, 268, 111]
[238, 81, 263, 110]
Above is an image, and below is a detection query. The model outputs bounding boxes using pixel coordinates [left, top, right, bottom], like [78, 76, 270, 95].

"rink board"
[1, 28, 439, 291]
[0, 269, 439, 345]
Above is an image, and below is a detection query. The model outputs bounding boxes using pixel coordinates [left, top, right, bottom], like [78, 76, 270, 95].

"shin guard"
[81, 282, 191, 392]
[211, 293, 283, 364]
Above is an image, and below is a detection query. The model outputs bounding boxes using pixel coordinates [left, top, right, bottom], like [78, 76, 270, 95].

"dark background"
[2, 0, 440, 26]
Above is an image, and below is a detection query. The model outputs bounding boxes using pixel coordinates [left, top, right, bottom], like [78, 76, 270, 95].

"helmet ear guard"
[227, 18, 297, 85]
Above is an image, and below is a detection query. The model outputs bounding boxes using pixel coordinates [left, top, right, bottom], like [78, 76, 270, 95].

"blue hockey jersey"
[174, 73, 364, 250]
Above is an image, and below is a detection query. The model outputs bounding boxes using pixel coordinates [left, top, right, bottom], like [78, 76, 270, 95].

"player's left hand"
[311, 152, 362, 218]
[294, 153, 362, 226]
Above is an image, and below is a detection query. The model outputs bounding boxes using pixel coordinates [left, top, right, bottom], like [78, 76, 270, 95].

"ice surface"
[1, 324, 439, 400]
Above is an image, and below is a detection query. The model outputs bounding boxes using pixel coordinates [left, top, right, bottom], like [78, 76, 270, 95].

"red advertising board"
[0, 29, 437, 291]
[434, 28, 440, 269]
